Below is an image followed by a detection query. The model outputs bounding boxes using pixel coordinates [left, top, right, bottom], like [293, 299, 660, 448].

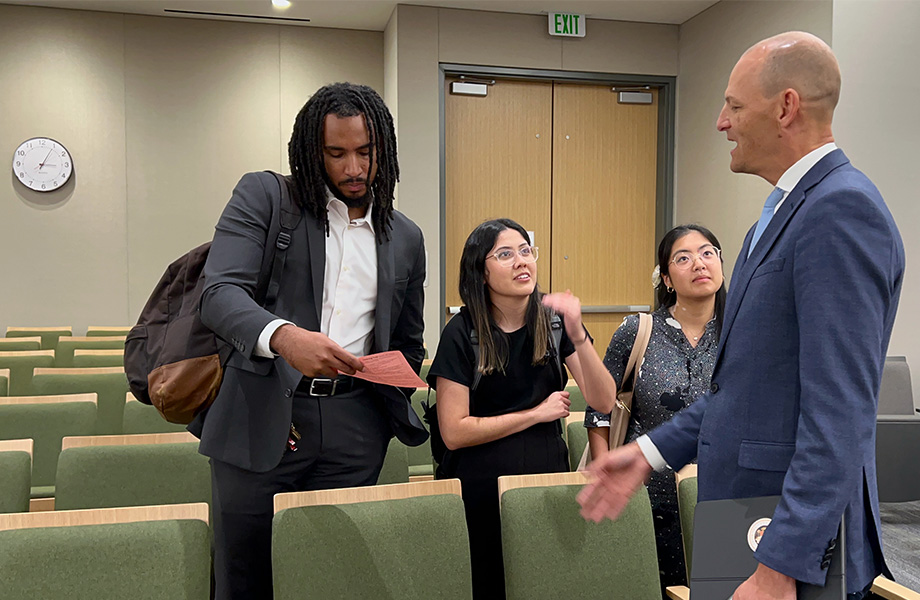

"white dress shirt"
[637, 142, 839, 471]
[772, 142, 838, 213]
[255, 189, 378, 359]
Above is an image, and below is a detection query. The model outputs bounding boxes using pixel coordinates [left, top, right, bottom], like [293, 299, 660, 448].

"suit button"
[710, 383, 719, 394]
[284, 388, 293, 398]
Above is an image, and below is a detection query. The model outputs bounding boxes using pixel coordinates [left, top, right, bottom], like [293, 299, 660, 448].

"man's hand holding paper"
[352, 351, 427, 388]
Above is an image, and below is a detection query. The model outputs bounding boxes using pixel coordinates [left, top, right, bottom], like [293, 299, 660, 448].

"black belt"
[296, 376, 361, 397]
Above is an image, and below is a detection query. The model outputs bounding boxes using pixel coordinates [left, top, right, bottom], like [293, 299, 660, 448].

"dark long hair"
[655, 224, 727, 338]
[458, 219, 551, 375]
[288, 82, 398, 243]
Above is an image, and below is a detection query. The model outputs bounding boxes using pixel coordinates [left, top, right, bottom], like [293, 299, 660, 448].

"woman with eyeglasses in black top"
[427, 218, 617, 600]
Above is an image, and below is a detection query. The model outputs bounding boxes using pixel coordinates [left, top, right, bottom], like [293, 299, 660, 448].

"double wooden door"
[445, 78, 659, 354]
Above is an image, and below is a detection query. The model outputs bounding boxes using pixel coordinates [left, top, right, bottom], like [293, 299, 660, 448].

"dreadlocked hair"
[288, 82, 399, 243]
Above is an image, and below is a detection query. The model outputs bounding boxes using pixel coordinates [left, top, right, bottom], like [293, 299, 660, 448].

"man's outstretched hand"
[577, 442, 653, 523]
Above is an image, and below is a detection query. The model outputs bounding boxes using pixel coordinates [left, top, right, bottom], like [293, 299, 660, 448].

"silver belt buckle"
[308, 378, 338, 397]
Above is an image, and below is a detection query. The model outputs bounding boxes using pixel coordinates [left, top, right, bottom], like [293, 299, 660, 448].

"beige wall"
[0, 4, 382, 334]
[387, 5, 679, 352]
[832, 0, 920, 406]
[0, 6, 128, 331]
[674, 0, 833, 278]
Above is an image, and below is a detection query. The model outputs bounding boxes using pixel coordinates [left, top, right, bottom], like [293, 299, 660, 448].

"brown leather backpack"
[124, 172, 299, 423]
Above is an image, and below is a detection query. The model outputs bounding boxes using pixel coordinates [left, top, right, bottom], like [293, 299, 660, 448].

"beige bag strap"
[576, 312, 653, 471]
[620, 312, 653, 401]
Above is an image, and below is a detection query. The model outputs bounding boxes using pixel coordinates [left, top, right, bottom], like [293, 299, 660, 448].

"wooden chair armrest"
[665, 585, 690, 600]
[872, 576, 920, 600]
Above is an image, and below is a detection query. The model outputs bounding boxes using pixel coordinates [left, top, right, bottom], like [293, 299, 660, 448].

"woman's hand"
[532, 390, 571, 423]
[542, 291, 587, 345]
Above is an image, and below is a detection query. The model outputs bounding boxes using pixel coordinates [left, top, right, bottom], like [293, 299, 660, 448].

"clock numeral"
[15, 161, 21, 167]
[19, 172, 25, 178]
[53, 181, 59, 187]
[41, 184, 46, 189]
[39, 140, 45, 146]
[61, 151, 66, 157]
[17, 150, 25, 156]
[64, 162, 70, 168]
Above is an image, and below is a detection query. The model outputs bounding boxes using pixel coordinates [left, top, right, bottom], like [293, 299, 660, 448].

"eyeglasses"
[487, 245, 539, 267]
[668, 245, 721, 270]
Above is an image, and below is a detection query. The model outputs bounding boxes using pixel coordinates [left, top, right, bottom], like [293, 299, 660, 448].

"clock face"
[12, 137, 73, 192]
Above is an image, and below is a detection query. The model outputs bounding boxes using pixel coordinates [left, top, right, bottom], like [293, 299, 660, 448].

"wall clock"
[12, 137, 73, 192]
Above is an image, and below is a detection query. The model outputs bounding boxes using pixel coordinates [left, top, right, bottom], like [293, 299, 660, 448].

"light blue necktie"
[748, 187, 785, 257]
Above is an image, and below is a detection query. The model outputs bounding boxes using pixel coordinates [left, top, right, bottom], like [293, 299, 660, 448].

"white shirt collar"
[769, 142, 837, 214]
[775, 142, 838, 195]
[324, 187, 374, 232]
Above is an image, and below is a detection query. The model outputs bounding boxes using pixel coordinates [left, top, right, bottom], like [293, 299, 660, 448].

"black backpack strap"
[459, 307, 483, 392]
[548, 312, 566, 389]
[261, 172, 302, 308]
[469, 325, 482, 393]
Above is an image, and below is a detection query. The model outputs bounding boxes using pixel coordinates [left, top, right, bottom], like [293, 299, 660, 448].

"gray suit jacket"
[190, 171, 428, 472]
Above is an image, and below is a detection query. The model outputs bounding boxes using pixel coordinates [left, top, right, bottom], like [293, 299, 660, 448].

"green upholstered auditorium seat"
[5, 326, 72, 351]
[54, 336, 126, 368]
[31, 367, 129, 435]
[73, 348, 125, 369]
[0, 394, 97, 498]
[73, 349, 124, 368]
[565, 414, 588, 472]
[273, 480, 471, 600]
[0, 350, 55, 396]
[499, 472, 661, 600]
[419, 359, 432, 385]
[0, 439, 32, 513]
[0, 503, 211, 600]
[377, 437, 410, 485]
[565, 382, 587, 412]
[0, 368, 8, 396]
[55, 432, 209, 510]
[676, 473, 698, 580]
[408, 389, 434, 478]
[0, 336, 42, 351]
[122, 395, 188, 434]
[85, 326, 132, 337]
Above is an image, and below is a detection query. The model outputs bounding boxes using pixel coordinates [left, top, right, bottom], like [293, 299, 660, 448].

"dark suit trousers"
[210, 387, 391, 600]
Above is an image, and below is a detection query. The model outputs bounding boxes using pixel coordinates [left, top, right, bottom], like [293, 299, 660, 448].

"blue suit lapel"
[717, 224, 755, 358]
[714, 149, 851, 366]
[374, 234, 394, 353]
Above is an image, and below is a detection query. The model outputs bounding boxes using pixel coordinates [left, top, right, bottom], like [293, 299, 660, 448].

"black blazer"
[191, 171, 428, 472]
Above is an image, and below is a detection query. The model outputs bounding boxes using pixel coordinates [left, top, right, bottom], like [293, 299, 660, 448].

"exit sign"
[549, 12, 585, 37]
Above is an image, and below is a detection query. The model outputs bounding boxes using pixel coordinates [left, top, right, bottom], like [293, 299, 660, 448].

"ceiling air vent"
[163, 9, 310, 23]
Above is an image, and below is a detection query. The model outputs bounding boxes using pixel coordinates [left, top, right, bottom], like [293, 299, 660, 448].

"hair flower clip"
[652, 264, 662, 288]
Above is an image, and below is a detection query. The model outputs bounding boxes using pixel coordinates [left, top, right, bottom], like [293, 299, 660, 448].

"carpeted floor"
[878, 500, 920, 593]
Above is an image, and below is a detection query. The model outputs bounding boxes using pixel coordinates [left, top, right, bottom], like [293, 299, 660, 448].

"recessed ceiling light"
[272, 0, 291, 8]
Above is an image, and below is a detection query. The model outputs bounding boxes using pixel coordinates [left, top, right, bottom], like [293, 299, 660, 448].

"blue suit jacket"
[649, 150, 903, 591]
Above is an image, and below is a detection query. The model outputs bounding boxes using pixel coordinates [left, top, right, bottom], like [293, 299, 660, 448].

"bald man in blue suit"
[578, 32, 903, 600]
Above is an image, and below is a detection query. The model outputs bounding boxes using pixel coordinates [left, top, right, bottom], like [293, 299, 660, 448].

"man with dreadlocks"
[192, 82, 428, 599]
